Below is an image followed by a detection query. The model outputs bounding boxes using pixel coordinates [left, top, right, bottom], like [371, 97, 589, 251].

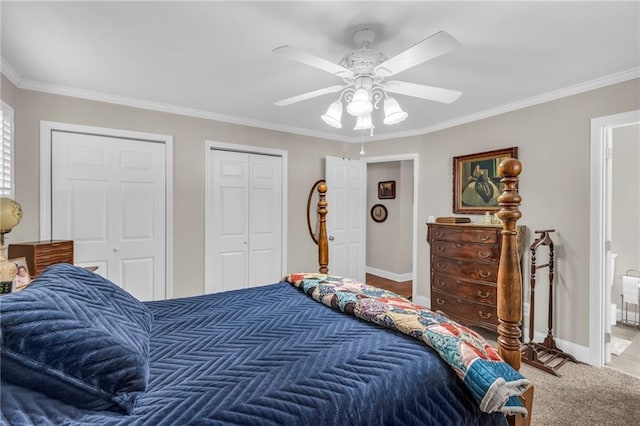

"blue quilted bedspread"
[1, 282, 507, 425]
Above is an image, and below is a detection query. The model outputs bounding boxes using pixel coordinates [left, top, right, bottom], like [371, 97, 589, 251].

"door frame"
[363, 153, 419, 302]
[589, 109, 640, 366]
[39, 121, 174, 298]
[204, 140, 288, 293]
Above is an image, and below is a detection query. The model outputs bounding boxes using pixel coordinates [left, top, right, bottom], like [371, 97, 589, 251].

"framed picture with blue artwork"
[453, 147, 518, 214]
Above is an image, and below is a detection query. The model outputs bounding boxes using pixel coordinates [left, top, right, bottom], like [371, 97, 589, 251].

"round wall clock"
[370, 204, 388, 223]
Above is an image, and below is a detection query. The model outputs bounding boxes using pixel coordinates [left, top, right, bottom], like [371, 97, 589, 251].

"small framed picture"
[10, 257, 32, 291]
[378, 181, 396, 199]
[370, 204, 388, 223]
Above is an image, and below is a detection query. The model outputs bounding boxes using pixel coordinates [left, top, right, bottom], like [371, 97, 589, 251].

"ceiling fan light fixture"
[321, 100, 343, 128]
[346, 88, 373, 116]
[353, 113, 374, 131]
[383, 97, 408, 125]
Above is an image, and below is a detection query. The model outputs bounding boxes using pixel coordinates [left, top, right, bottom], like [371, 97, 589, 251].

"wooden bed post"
[497, 159, 534, 426]
[317, 182, 329, 274]
[496, 158, 523, 370]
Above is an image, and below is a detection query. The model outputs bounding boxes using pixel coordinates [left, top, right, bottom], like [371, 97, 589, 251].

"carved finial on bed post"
[496, 158, 523, 371]
[317, 182, 329, 274]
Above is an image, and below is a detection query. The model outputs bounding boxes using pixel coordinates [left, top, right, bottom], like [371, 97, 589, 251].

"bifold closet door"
[50, 131, 166, 301]
[209, 149, 282, 293]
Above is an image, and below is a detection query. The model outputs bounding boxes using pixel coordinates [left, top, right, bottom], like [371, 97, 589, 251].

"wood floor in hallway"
[365, 273, 412, 300]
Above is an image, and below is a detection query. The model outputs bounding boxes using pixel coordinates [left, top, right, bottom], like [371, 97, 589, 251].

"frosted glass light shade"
[353, 113, 374, 130]
[0, 197, 22, 233]
[383, 97, 408, 125]
[346, 88, 373, 116]
[321, 100, 343, 128]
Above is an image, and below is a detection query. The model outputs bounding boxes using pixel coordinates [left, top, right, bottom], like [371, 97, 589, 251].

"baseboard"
[365, 266, 412, 282]
[414, 295, 430, 309]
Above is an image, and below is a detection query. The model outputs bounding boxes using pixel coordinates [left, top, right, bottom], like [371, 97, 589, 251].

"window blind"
[0, 101, 14, 197]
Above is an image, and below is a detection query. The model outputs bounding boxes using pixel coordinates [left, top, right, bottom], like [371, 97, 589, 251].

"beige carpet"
[521, 362, 640, 425]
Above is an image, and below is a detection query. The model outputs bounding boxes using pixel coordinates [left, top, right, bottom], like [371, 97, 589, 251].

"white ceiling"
[2, 1, 639, 143]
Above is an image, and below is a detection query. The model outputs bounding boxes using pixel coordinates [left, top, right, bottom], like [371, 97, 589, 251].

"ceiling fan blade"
[274, 85, 346, 107]
[384, 80, 462, 104]
[273, 45, 354, 79]
[375, 31, 461, 77]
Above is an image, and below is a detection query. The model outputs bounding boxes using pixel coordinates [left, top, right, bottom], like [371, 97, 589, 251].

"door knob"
[328, 236, 335, 241]
[113, 248, 120, 252]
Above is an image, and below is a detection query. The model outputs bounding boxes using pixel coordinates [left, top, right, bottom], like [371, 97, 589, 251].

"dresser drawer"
[429, 225, 499, 244]
[431, 256, 498, 283]
[431, 272, 497, 305]
[431, 240, 500, 263]
[431, 290, 498, 328]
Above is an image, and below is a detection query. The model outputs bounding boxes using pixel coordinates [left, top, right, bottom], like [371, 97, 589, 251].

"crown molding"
[1, 57, 22, 87]
[15, 76, 354, 143]
[2, 55, 638, 145]
[412, 67, 640, 139]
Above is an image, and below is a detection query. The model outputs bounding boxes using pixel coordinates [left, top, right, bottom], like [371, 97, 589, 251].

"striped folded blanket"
[285, 273, 530, 416]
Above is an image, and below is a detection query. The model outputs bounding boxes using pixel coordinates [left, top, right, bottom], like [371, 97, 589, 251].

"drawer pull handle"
[455, 243, 462, 248]
[436, 263, 446, 270]
[479, 235, 490, 241]
[479, 271, 492, 278]
[477, 291, 490, 299]
[436, 232, 445, 238]
[436, 246, 445, 252]
[436, 298, 446, 306]
[435, 280, 446, 287]
[477, 251, 491, 259]
[478, 311, 492, 319]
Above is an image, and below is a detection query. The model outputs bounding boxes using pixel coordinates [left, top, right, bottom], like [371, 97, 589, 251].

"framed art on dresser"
[453, 147, 518, 214]
[10, 257, 31, 291]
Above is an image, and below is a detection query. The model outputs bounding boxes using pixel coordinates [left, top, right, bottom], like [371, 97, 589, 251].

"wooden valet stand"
[521, 229, 579, 376]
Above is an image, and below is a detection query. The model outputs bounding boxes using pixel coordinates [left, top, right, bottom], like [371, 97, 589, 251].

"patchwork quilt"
[286, 273, 530, 416]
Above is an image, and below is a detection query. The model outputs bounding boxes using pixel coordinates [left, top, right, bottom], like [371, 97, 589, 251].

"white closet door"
[325, 156, 366, 281]
[248, 154, 282, 286]
[51, 131, 166, 301]
[210, 150, 250, 292]
[207, 149, 282, 293]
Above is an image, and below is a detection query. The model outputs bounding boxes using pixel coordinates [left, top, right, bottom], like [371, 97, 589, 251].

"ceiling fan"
[273, 27, 462, 131]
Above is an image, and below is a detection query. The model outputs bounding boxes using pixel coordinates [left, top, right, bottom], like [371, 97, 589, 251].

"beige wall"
[1, 76, 351, 298]
[3, 71, 639, 348]
[612, 124, 640, 305]
[348, 78, 640, 347]
[1, 75, 17, 107]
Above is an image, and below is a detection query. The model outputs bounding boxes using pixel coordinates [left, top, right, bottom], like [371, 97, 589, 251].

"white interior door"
[207, 149, 282, 293]
[604, 132, 614, 362]
[210, 150, 249, 292]
[51, 131, 166, 301]
[325, 156, 366, 281]
[248, 154, 282, 286]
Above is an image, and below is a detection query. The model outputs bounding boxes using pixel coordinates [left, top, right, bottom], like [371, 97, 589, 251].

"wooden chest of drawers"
[427, 223, 524, 332]
[8, 240, 74, 277]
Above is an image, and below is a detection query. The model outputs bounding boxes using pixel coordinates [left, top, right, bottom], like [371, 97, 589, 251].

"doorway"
[608, 123, 640, 377]
[364, 154, 419, 301]
[589, 110, 640, 369]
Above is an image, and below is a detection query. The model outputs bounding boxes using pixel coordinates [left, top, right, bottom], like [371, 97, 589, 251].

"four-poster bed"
[0, 159, 532, 425]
